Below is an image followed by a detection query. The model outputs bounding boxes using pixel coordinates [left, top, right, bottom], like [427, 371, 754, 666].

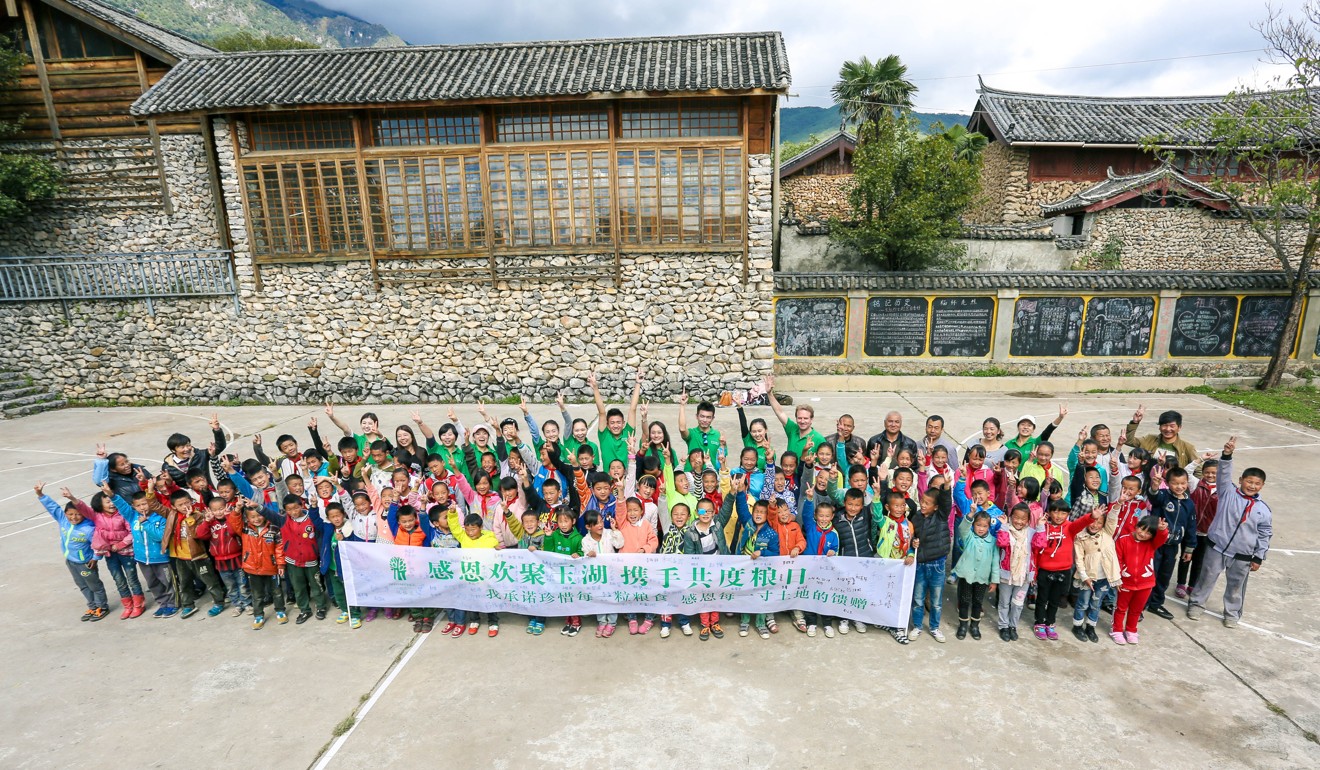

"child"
[873, 490, 918, 644]
[1030, 500, 1100, 640]
[832, 487, 875, 635]
[127, 490, 175, 617]
[196, 495, 250, 617]
[35, 482, 108, 621]
[231, 503, 286, 629]
[81, 485, 144, 619]
[383, 504, 439, 633]
[544, 510, 585, 637]
[1178, 457, 1219, 597]
[1070, 466, 1107, 521]
[797, 498, 840, 637]
[445, 509, 502, 636]
[953, 510, 1000, 641]
[682, 497, 735, 640]
[264, 494, 329, 624]
[428, 505, 467, 636]
[1144, 465, 1198, 620]
[311, 503, 365, 629]
[735, 499, 780, 639]
[910, 482, 951, 642]
[1072, 501, 1120, 643]
[1187, 437, 1271, 628]
[163, 489, 227, 619]
[1021, 441, 1070, 504]
[767, 497, 807, 632]
[994, 504, 1036, 642]
[1112, 515, 1170, 644]
[582, 509, 625, 637]
[614, 497, 659, 635]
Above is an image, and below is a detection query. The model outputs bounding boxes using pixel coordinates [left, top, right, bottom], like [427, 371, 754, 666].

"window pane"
[243, 159, 365, 256]
[249, 115, 356, 152]
[496, 105, 607, 142]
[372, 109, 480, 146]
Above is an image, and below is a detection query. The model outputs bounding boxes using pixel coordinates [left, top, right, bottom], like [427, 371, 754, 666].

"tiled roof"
[62, 0, 215, 61]
[132, 31, 790, 116]
[774, 271, 1319, 292]
[1040, 164, 1228, 215]
[960, 220, 1055, 241]
[970, 80, 1246, 146]
[780, 130, 856, 177]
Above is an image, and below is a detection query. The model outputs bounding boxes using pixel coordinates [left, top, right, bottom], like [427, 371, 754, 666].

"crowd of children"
[38, 376, 1274, 647]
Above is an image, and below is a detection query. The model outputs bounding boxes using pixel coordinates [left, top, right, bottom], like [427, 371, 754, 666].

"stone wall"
[781, 173, 854, 222]
[965, 142, 1090, 225]
[0, 134, 219, 255]
[1074, 208, 1293, 271]
[0, 124, 775, 403]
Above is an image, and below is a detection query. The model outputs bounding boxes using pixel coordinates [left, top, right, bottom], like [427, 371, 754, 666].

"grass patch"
[966, 366, 1014, 377]
[485, 395, 523, 405]
[332, 715, 356, 736]
[1187, 385, 1320, 431]
[67, 397, 255, 408]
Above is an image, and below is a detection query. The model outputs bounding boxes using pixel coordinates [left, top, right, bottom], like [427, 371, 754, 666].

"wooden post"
[134, 51, 173, 215]
[350, 113, 379, 291]
[741, 96, 751, 286]
[1298, 287, 1320, 363]
[21, 0, 61, 153]
[1151, 289, 1180, 360]
[607, 101, 622, 288]
[200, 116, 236, 309]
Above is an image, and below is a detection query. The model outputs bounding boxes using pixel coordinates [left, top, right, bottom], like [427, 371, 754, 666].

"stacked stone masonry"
[781, 174, 854, 223]
[1076, 208, 1292, 271]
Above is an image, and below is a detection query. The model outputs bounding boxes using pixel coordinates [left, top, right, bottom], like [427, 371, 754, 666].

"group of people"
[38, 372, 1274, 647]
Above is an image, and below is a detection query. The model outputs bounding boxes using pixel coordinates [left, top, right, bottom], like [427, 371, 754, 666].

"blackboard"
[930, 296, 995, 357]
[1169, 296, 1237, 357]
[1010, 296, 1084, 356]
[1081, 296, 1156, 356]
[775, 297, 847, 357]
[1234, 296, 1290, 357]
[864, 297, 928, 356]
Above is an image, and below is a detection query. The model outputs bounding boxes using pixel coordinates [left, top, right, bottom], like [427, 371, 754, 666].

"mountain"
[104, 0, 406, 48]
[780, 104, 970, 145]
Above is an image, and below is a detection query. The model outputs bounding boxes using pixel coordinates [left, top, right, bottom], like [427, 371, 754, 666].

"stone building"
[965, 79, 1306, 271]
[0, 7, 792, 403]
[780, 129, 855, 223]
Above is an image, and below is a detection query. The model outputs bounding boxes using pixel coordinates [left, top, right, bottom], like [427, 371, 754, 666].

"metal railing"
[0, 250, 239, 315]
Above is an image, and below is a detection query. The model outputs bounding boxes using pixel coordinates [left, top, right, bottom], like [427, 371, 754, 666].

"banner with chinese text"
[340, 543, 916, 627]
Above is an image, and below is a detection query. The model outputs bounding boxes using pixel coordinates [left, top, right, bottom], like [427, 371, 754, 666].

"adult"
[921, 415, 962, 467]
[160, 413, 226, 486]
[964, 417, 1008, 466]
[93, 443, 150, 500]
[1004, 404, 1066, 457]
[867, 411, 919, 464]
[1125, 405, 1198, 468]
[824, 414, 865, 468]
[766, 377, 824, 460]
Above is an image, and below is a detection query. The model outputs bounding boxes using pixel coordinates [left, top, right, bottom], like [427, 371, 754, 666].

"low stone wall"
[781, 173, 854, 223]
[1075, 208, 1291, 271]
[0, 134, 219, 255]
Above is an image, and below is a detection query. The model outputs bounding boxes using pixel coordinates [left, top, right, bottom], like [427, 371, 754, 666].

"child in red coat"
[1112, 515, 1169, 645]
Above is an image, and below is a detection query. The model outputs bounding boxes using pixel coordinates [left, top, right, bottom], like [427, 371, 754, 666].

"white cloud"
[314, 0, 1303, 112]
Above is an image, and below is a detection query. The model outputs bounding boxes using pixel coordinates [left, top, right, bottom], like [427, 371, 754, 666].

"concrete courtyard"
[0, 391, 1317, 769]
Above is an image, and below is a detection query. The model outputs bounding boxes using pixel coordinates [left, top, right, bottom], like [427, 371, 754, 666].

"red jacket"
[229, 512, 283, 576]
[280, 515, 320, 567]
[1031, 516, 1091, 572]
[1191, 483, 1219, 535]
[1115, 528, 1170, 591]
[196, 512, 242, 568]
[1106, 499, 1151, 536]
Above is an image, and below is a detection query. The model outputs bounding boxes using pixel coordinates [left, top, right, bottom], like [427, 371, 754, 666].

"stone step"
[0, 391, 61, 411]
[0, 384, 44, 400]
[1, 398, 67, 418]
[0, 371, 24, 386]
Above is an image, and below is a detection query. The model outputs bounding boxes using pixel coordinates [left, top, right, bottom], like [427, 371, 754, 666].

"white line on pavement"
[0, 520, 52, 539]
[0, 448, 99, 458]
[1272, 549, 1320, 555]
[0, 458, 92, 474]
[311, 631, 430, 770]
[1202, 401, 1320, 441]
[0, 469, 91, 516]
[1167, 597, 1318, 650]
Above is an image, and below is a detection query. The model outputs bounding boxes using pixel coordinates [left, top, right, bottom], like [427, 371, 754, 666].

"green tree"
[209, 31, 318, 52]
[0, 34, 62, 223]
[828, 117, 980, 271]
[1148, 3, 1320, 389]
[939, 123, 989, 162]
[831, 55, 917, 137]
[780, 133, 821, 163]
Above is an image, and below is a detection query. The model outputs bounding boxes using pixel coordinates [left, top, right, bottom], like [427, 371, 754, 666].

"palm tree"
[831, 55, 918, 138]
[940, 124, 989, 161]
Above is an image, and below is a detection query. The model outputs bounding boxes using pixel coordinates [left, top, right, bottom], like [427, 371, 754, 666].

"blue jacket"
[40, 494, 95, 563]
[111, 494, 170, 564]
[798, 499, 841, 555]
[308, 507, 364, 575]
[735, 521, 780, 557]
[1148, 489, 1198, 552]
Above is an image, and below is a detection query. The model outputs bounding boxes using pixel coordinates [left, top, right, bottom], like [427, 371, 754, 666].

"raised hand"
[1078, 426, 1089, 443]
[1056, 403, 1069, 423]
[95, 443, 108, 459]
[308, 416, 318, 430]
[253, 434, 262, 447]
[447, 406, 457, 423]
[587, 370, 598, 389]
[324, 400, 335, 417]
[678, 389, 688, 406]
[475, 401, 488, 419]
[1132, 404, 1146, 423]
[33, 482, 45, 497]
[555, 391, 566, 410]
[1116, 432, 1127, 449]
[62, 486, 79, 500]
[520, 395, 530, 415]
[220, 456, 234, 474]
[1224, 435, 1237, 455]
[209, 413, 221, 431]
[626, 433, 639, 454]
[411, 410, 423, 424]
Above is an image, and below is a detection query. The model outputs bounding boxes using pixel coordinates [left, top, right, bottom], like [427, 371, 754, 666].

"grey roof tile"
[67, 0, 214, 60]
[780, 130, 856, 176]
[1040, 164, 1228, 215]
[131, 31, 790, 116]
[774, 271, 1318, 292]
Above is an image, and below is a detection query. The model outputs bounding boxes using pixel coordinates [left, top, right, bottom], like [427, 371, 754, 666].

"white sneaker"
[807, 624, 818, 637]
[660, 625, 671, 639]
[909, 628, 923, 641]
[680, 623, 693, 636]
[854, 622, 868, 634]
[838, 620, 850, 635]
[823, 625, 836, 638]
[231, 605, 246, 617]
[931, 628, 947, 643]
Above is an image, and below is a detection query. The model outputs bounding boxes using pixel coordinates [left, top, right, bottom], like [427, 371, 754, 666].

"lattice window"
[372, 110, 480, 146]
[494, 105, 609, 143]
[366, 155, 486, 251]
[616, 146, 743, 245]
[248, 115, 356, 152]
[620, 99, 741, 138]
[242, 159, 366, 256]
[487, 150, 612, 247]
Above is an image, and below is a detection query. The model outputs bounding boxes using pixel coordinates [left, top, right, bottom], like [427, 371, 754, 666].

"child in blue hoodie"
[798, 499, 840, 638]
[735, 498, 780, 639]
[125, 489, 176, 617]
[310, 503, 365, 628]
[953, 511, 1002, 641]
[35, 482, 108, 621]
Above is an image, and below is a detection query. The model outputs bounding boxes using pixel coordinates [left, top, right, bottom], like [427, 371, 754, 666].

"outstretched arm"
[325, 401, 353, 437]
[589, 370, 607, 427]
[765, 375, 788, 428]
[627, 369, 643, 428]
[677, 390, 691, 442]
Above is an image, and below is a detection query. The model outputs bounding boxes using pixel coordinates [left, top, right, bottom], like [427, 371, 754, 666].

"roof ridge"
[73, 0, 216, 55]
[977, 80, 1230, 103]
[190, 30, 784, 60]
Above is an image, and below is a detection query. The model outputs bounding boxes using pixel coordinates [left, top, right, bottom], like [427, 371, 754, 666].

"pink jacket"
[995, 526, 1037, 584]
[80, 500, 134, 557]
[447, 473, 518, 547]
[614, 499, 659, 553]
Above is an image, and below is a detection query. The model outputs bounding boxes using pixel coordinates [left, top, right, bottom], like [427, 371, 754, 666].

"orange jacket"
[769, 516, 807, 557]
[393, 525, 427, 547]
[229, 511, 284, 576]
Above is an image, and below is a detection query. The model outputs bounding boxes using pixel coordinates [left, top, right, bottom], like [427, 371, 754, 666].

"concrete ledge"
[774, 375, 1261, 393]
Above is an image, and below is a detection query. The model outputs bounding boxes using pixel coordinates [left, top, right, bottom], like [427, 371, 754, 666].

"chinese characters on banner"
[340, 543, 916, 627]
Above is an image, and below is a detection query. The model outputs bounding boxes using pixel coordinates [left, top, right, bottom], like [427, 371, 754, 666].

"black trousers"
[1176, 534, 1210, 589]
[1147, 544, 1179, 610]
[172, 557, 224, 609]
[957, 579, 989, 621]
[248, 573, 286, 617]
[1033, 568, 1070, 625]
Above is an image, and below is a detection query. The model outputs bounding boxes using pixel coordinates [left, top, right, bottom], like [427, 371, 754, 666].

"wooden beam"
[741, 95, 750, 286]
[41, 0, 180, 65]
[350, 112, 379, 291]
[21, 0, 61, 150]
[134, 51, 173, 215]
[5, 0, 20, 18]
[607, 101, 621, 288]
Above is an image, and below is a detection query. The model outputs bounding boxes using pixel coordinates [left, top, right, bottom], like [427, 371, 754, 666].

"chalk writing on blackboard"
[775, 298, 847, 358]
[865, 297, 928, 357]
[930, 297, 995, 357]
[1081, 296, 1156, 356]
[1169, 296, 1236, 357]
[1010, 296, 1084, 357]
[1233, 296, 1289, 357]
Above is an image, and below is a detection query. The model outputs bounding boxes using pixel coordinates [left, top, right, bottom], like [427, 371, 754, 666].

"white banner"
[340, 542, 915, 627]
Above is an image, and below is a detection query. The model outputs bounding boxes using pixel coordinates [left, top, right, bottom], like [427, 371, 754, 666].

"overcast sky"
[316, 0, 1303, 112]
